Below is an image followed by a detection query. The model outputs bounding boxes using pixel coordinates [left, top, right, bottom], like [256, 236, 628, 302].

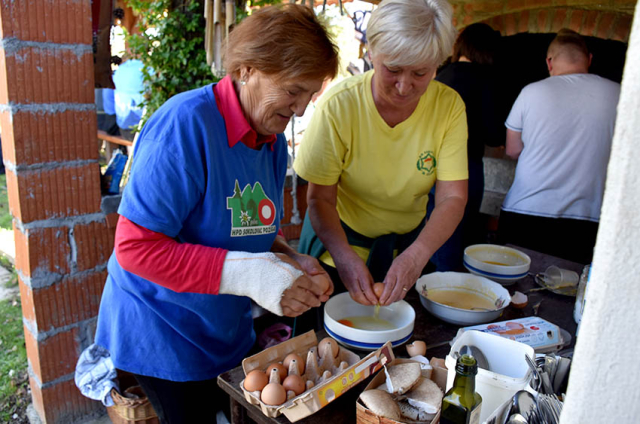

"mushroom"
[405, 377, 443, 416]
[359, 390, 402, 421]
[384, 363, 421, 395]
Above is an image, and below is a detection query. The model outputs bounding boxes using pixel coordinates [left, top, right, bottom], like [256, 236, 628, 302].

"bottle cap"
[456, 354, 478, 376]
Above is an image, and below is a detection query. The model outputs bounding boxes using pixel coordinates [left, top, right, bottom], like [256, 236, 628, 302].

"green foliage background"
[124, 0, 218, 129]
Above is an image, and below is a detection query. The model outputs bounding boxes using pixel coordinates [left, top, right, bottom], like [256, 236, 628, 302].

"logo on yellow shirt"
[417, 151, 437, 175]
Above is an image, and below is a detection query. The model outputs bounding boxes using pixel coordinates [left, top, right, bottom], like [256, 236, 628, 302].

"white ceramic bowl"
[415, 272, 511, 325]
[324, 292, 415, 351]
[463, 244, 531, 285]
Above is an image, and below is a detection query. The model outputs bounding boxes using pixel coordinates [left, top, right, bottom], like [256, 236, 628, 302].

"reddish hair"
[223, 5, 339, 82]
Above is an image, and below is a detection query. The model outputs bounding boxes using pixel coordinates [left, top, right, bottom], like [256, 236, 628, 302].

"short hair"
[452, 23, 501, 65]
[547, 28, 590, 63]
[366, 0, 456, 68]
[223, 5, 339, 82]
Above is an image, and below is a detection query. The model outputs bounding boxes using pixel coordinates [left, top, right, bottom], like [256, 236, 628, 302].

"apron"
[297, 213, 426, 282]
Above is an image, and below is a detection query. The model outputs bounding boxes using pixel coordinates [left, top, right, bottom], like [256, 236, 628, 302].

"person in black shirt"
[428, 23, 504, 271]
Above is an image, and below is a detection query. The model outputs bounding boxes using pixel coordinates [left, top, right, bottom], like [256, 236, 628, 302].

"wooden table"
[218, 246, 583, 423]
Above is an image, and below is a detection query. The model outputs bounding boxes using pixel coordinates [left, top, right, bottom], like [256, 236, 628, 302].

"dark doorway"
[496, 32, 628, 111]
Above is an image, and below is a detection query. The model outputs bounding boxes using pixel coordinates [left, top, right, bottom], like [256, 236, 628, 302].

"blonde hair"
[223, 4, 339, 82]
[366, 0, 456, 68]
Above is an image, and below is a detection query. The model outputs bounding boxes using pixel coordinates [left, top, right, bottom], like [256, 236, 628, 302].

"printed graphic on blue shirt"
[227, 180, 277, 237]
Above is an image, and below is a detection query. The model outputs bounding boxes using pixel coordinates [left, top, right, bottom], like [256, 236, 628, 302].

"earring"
[240, 80, 246, 86]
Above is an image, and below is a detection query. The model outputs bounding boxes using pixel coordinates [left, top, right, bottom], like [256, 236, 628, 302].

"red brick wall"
[0, 0, 110, 422]
[450, 0, 635, 42]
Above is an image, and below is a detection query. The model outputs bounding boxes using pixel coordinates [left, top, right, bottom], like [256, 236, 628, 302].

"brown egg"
[406, 340, 427, 357]
[261, 382, 287, 405]
[373, 282, 385, 299]
[282, 374, 306, 396]
[243, 369, 268, 392]
[318, 337, 339, 359]
[265, 363, 287, 382]
[283, 353, 305, 375]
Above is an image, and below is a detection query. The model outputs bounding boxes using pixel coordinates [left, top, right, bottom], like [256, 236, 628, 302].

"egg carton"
[240, 330, 394, 422]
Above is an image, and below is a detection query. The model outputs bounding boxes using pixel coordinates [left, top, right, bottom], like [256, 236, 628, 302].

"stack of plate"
[463, 244, 531, 285]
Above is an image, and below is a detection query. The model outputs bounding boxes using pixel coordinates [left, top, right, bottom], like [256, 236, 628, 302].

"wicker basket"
[107, 386, 159, 424]
[356, 400, 404, 424]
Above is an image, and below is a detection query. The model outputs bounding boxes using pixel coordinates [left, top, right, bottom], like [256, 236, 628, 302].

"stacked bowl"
[463, 244, 531, 285]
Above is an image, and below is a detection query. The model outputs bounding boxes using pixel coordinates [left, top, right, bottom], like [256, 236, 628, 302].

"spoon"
[524, 354, 541, 392]
[512, 390, 536, 416]
[459, 345, 490, 371]
[506, 413, 528, 424]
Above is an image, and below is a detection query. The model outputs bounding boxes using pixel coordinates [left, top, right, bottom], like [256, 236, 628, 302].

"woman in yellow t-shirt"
[294, 0, 469, 307]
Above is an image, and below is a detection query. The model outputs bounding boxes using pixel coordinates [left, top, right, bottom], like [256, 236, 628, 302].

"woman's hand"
[279, 274, 332, 317]
[379, 248, 426, 305]
[334, 251, 378, 306]
[288, 252, 334, 301]
[276, 253, 333, 317]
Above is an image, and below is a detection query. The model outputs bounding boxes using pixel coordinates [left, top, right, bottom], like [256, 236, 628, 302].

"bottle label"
[469, 401, 482, 424]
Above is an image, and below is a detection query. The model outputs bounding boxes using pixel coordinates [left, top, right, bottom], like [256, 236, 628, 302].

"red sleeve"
[114, 215, 228, 294]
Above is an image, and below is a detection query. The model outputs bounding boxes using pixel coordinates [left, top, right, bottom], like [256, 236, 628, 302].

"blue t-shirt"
[95, 84, 288, 381]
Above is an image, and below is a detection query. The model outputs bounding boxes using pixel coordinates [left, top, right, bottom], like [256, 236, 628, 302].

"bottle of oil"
[440, 354, 482, 424]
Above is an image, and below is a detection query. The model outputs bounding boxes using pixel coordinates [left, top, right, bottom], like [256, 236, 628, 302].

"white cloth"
[74, 344, 118, 407]
[219, 252, 304, 316]
[504, 74, 620, 221]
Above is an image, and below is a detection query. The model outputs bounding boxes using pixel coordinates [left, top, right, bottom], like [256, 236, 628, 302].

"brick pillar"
[0, 1, 114, 422]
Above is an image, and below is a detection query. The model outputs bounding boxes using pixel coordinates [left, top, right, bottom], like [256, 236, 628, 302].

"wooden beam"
[98, 130, 134, 147]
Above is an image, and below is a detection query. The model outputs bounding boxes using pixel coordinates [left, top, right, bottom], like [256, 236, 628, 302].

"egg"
[406, 340, 427, 357]
[373, 282, 385, 299]
[282, 374, 306, 396]
[318, 337, 339, 359]
[283, 353, 305, 375]
[511, 291, 528, 309]
[261, 382, 287, 405]
[243, 369, 268, 392]
[265, 363, 287, 383]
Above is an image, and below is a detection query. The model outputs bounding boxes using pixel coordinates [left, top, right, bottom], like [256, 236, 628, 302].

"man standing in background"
[499, 29, 620, 264]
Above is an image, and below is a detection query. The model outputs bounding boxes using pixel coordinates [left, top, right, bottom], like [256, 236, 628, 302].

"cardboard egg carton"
[240, 330, 394, 422]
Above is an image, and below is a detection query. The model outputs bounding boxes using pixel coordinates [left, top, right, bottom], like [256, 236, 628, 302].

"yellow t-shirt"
[294, 71, 468, 265]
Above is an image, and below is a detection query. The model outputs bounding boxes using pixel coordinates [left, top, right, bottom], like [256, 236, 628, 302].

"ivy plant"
[124, 0, 218, 129]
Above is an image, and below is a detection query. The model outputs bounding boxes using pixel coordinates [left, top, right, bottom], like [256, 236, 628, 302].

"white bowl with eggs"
[324, 292, 415, 351]
[416, 272, 511, 325]
[463, 244, 531, 285]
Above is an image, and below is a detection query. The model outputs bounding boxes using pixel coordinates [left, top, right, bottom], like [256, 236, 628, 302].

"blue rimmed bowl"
[323, 292, 415, 351]
[463, 244, 531, 285]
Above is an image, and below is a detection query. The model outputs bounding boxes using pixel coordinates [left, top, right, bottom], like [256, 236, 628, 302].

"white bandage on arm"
[219, 251, 304, 316]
